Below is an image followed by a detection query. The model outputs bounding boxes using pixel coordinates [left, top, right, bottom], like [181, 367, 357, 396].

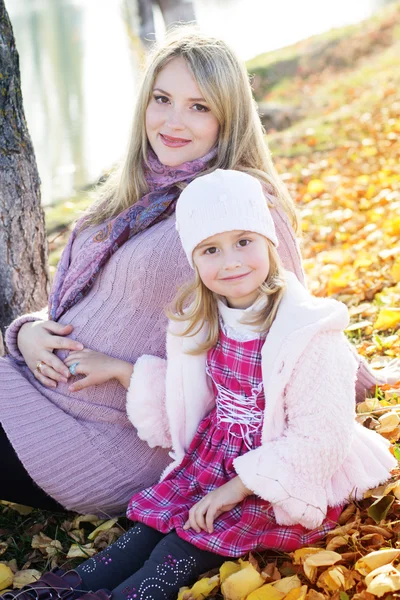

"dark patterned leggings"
[76, 523, 229, 600]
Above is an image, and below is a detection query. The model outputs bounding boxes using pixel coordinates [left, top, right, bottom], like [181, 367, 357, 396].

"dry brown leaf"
[66, 544, 97, 559]
[0, 502, 33, 516]
[326, 535, 350, 551]
[271, 575, 301, 593]
[12, 570, 41, 589]
[261, 563, 281, 583]
[316, 565, 357, 592]
[304, 590, 325, 600]
[303, 551, 342, 582]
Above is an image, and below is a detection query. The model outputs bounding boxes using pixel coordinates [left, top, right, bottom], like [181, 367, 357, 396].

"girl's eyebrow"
[196, 240, 216, 250]
[196, 231, 250, 250]
[153, 88, 207, 103]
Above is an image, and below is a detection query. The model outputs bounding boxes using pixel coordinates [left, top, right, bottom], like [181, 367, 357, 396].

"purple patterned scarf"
[49, 148, 216, 320]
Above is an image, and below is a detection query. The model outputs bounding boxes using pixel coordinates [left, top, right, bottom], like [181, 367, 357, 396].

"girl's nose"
[224, 257, 243, 270]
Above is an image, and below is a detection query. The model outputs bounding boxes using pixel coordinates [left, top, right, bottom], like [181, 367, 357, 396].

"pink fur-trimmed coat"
[126, 273, 396, 529]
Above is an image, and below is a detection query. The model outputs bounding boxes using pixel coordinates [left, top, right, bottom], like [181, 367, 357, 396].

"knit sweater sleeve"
[4, 308, 48, 361]
[271, 205, 306, 287]
[234, 331, 358, 529]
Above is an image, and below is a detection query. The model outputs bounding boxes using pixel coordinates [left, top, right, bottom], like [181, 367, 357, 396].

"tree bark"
[0, 0, 49, 336]
[157, 0, 196, 25]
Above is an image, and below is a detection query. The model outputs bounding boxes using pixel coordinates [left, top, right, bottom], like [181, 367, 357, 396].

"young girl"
[7, 169, 395, 600]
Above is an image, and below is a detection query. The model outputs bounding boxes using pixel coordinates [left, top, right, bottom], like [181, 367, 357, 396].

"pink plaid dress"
[127, 326, 343, 557]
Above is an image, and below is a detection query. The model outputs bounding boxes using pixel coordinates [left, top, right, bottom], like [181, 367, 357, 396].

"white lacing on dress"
[207, 365, 264, 450]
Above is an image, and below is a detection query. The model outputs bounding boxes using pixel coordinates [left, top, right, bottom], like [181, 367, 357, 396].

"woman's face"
[146, 57, 220, 166]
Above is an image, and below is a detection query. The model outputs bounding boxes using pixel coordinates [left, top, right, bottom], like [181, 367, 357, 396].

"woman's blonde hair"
[168, 241, 286, 355]
[83, 27, 299, 230]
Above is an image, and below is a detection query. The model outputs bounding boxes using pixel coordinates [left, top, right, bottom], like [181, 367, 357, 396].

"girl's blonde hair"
[83, 27, 299, 230]
[168, 241, 286, 355]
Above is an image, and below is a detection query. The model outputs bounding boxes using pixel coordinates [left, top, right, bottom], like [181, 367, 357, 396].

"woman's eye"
[154, 95, 169, 104]
[238, 239, 251, 247]
[205, 247, 217, 255]
[193, 103, 209, 113]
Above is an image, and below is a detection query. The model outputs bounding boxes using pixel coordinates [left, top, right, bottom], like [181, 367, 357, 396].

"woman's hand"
[64, 349, 134, 392]
[18, 321, 84, 388]
[183, 477, 252, 534]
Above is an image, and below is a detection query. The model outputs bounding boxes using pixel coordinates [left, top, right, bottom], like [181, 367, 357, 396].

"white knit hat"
[176, 169, 278, 267]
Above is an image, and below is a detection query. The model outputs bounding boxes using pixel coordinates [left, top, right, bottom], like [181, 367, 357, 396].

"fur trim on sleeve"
[126, 355, 171, 449]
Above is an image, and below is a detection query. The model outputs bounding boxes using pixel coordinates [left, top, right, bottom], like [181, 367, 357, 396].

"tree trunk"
[157, 0, 196, 25]
[0, 0, 49, 336]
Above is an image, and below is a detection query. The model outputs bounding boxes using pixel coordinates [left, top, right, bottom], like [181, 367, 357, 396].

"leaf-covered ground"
[1, 3, 400, 598]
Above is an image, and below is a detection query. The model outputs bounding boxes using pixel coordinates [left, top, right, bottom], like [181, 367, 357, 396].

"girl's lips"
[221, 272, 251, 282]
[160, 133, 191, 148]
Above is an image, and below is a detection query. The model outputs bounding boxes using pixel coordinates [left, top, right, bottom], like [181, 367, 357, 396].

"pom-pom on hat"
[175, 169, 279, 268]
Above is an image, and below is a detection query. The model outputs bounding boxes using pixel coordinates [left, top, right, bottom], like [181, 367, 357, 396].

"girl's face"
[193, 231, 271, 309]
[146, 57, 220, 167]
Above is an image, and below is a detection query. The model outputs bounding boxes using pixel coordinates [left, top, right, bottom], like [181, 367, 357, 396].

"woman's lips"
[160, 133, 191, 148]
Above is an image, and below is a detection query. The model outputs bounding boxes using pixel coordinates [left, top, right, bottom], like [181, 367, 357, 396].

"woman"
[0, 29, 389, 516]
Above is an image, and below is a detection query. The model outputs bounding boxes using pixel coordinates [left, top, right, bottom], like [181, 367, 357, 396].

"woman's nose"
[165, 107, 185, 130]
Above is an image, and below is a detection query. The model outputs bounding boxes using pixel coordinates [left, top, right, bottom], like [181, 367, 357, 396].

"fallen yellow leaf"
[178, 575, 220, 599]
[66, 544, 97, 559]
[176, 586, 190, 600]
[0, 565, 13, 591]
[220, 561, 241, 583]
[292, 548, 321, 565]
[221, 563, 264, 600]
[246, 583, 284, 600]
[307, 180, 325, 195]
[367, 571, 400, 597]
[87, 519, 118, 540]
[285, 585, 308, 600]
[374, 308, 400, 331]
[355, 548, 400, 575]
[271, 575, 301, 594]
[365, 563, 400, 587]
[392, 259, 400, 283]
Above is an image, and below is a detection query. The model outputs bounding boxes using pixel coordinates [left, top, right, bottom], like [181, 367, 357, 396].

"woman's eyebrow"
[153, 87, 171, 96]
[153, 88, 207, 103]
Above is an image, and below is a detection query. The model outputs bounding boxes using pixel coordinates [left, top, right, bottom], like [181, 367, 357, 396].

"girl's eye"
[192, 103, 209, 113]
[154, 95, 169, 104]
[204, 247, 218, 255]
[238, 239, 251, 247]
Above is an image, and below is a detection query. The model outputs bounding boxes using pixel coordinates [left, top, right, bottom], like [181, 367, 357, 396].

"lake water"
[8, 0, 391, 204]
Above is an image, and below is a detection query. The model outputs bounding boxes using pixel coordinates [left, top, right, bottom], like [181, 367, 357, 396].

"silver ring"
[69, 362, 79, 376]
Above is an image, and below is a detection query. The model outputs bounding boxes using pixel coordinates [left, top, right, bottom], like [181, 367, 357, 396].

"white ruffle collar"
[217, 296, 266, 341]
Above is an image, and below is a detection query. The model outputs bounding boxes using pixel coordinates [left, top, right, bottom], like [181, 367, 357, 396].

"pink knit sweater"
[0, 207, 380, 515]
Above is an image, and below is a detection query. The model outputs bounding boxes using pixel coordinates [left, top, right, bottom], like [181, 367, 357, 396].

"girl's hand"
[65, 349, 134, 392]
[18, 320, 84, 388]
[183, 477, 252, 534]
